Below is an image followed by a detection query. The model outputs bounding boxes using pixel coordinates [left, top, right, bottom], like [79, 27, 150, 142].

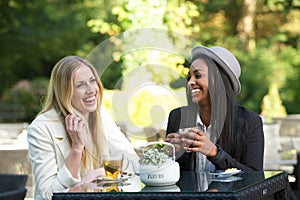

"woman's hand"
[181, 128, 217, 157]
[65, 114, 86, 150]
[65, 114, 86, 178]
[70, 168, 106, 191]
[79, 168, 106, 185]
[165, 133, 184, 155]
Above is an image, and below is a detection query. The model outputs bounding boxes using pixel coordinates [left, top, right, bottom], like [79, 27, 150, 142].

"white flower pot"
[139, 142, 180, 186]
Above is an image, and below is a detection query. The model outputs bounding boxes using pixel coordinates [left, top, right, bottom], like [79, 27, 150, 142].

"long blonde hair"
[40, 55, 105, 174]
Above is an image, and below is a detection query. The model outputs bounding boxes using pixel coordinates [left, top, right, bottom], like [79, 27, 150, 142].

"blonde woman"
[27, 56, 139, 200]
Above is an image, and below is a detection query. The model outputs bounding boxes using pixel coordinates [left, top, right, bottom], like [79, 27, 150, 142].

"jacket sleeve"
[27, 119, 80, 200]
[208, 111, 264, 171]
[166, 108, 181, 135]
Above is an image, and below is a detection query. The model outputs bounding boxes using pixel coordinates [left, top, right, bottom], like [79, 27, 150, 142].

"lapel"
[53, 123, 71, 162]
[46, 109, 71, 162]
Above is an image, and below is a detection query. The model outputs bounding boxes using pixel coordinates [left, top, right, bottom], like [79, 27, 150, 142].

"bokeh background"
[1, 0, 299, 124]
[0, 0, 300, 199]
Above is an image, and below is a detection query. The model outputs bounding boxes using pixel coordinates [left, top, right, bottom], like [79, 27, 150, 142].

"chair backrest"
[296, 152, 300, 190]
[0, 187, 27, 200]
[0, 174, 27, 200]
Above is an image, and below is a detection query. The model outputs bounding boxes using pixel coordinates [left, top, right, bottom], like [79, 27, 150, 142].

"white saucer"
[96, 173, 132, 184]
[209, 170, 242, 178]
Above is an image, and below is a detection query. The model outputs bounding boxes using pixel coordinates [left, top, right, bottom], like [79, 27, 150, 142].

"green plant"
[140, 144, 170, 167]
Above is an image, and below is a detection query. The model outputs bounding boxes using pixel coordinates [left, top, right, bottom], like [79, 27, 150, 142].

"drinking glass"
[177, 125, 203, 152]
[103, 154, 124, 179]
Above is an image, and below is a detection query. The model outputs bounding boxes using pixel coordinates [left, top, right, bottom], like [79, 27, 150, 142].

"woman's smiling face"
[188, 58, 211, 105]
[71, 65, 99, 118]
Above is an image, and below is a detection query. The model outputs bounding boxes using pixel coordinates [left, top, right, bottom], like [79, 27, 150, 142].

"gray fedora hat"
[191, 46, 241, 96]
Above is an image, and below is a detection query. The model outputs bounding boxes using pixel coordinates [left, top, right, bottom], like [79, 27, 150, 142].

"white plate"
[209, 170, 242, 178]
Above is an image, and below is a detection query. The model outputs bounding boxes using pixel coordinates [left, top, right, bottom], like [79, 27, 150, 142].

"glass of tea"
[103, 154, 124, 179]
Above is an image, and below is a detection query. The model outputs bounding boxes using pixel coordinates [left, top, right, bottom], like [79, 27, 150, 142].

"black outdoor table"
[52, 170, 290, 200]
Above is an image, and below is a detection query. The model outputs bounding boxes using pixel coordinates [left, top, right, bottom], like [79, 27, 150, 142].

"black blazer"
[166, 105, 264, 172]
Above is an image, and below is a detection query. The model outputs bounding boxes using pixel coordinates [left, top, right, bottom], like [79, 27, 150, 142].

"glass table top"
[68, 170, 284, 193]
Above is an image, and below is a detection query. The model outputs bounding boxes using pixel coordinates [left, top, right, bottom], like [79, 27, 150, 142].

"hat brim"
[191, 46, 241, 95]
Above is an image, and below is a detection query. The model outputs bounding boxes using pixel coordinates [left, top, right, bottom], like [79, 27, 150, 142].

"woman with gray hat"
[165, 46, 264, 172]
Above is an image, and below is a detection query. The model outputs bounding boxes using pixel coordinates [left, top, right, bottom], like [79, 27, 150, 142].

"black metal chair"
[291, 152, 300, 200]
[296, 152, 300, 189]
[0, 174, 27, 200]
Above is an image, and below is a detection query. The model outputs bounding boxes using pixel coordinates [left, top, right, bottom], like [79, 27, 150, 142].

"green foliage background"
[0, 0, 299, 125]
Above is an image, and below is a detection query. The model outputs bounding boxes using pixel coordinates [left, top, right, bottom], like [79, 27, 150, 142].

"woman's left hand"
[181, 128, 217, 157]
[69, 168, 106, 191]
[77, 168, 106, 186]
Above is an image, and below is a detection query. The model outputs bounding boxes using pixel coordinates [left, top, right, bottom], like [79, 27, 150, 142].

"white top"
[195, 114, 215, 172]
[27, 107, 139, 200]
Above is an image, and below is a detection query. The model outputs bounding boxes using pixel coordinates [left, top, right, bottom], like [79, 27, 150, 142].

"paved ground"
[0, 123, 34, 199]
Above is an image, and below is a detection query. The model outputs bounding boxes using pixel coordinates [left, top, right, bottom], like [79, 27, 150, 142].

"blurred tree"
[279, 46, 300, 114]
[0, 0, 300, 123]
[87, 0, 200, 127]
[87, 0, 200, 90]
[237, 0, 257, 50]
[0, 0, 105, 96]
[187, 0, 300, 113]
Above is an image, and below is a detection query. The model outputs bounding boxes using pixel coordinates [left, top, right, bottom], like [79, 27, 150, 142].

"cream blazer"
[27, 107, 139, 200]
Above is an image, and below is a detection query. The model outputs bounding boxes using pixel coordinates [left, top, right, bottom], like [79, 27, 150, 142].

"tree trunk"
[237, 0, 257, 51]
